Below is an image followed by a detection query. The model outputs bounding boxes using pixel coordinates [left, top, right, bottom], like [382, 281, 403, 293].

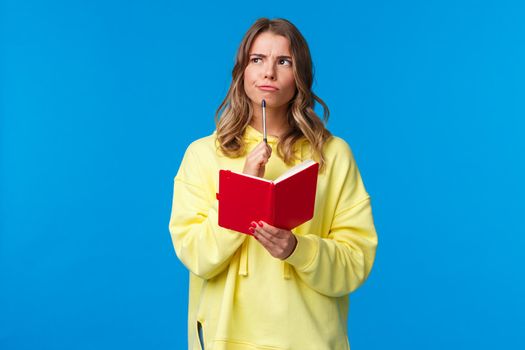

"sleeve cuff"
[208, 200, 245, 239]
[284, 234, 319, 271]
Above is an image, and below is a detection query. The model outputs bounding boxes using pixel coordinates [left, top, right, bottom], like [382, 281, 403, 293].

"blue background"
[2, 0, 524, 349]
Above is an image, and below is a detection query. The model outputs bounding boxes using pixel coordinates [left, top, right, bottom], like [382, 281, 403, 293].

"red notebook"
[216, 160, 319, 235]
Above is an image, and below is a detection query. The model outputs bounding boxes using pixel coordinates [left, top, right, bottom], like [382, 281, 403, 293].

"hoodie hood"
[243, 124, 281, 145]
[242, 124, 311, 162]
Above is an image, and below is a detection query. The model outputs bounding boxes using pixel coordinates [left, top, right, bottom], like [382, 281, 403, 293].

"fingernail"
[258, 221, 263, 226]
[248, 227, 255, 233]
[250, 221, 257, 227]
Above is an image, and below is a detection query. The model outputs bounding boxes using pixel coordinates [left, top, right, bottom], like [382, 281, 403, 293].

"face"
[243, 31, 296, 110]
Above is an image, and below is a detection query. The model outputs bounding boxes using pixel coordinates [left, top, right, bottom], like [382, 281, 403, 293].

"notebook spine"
[269, 182, 276, 226]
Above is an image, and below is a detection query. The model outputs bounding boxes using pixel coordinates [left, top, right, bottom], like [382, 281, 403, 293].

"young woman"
[169, 18, 378, 350]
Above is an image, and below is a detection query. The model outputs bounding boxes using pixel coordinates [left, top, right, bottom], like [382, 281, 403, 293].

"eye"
[251, 57, 262, 63]
[279, 59, 292, 66]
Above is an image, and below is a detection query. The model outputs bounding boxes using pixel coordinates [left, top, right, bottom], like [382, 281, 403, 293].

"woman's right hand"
[243, 141, 272, 178]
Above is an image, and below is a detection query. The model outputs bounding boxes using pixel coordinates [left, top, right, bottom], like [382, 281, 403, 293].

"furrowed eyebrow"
[250, 53, 293, 60]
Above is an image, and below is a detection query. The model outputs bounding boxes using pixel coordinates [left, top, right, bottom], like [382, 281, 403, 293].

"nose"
[263, 61, 276, 80]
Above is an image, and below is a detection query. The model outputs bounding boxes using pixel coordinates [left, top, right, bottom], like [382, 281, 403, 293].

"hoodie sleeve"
[284, 140, 378, 297]
[168, 144, 246, 280]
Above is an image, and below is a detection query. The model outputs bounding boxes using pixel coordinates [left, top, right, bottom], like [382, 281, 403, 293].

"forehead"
[249, 32, 291, 56]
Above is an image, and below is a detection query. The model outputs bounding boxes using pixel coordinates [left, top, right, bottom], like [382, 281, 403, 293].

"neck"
[249, 103, 290, 138]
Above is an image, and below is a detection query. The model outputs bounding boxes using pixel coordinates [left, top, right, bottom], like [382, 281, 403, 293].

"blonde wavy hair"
[215, 18, 332, 171]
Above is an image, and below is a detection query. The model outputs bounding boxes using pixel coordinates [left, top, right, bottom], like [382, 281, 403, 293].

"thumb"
[258, 164, 266, 178]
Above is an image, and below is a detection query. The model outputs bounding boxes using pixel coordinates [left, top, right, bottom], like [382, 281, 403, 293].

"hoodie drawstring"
[283, 262, 291, 279]
[239, 240, 249, 277]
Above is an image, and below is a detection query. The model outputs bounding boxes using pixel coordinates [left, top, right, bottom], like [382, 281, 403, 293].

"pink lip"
[258, 85, 279, 91]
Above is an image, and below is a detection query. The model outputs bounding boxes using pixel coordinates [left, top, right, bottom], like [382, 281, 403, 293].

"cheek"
[243, 76, 252, 94]
[243, 70, 258, 101]
[244, 67, 255, 85]
[283, 74, 297, 94]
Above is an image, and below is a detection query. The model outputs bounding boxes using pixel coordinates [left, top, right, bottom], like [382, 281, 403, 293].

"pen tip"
[262, 99, 266, 107]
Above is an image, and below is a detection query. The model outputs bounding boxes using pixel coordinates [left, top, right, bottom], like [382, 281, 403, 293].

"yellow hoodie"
[169, 125, 378, 350]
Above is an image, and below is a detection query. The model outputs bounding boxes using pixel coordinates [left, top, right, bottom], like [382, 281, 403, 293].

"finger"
[253, 142, 271, 157]
[254, 229, 289, 259]
[248, 143, 267, 159]
[258, 221, 282, 237]
[252, 228, 277, 250]
[254, 225, 281, 245]
[252, 146, 271, 161]
[256, 141, 269, 152]
[253, 156, 268, 169]
[257, 152, 272, 165]
[265, 145, 272, 157]
[262, 144, 272, 157]
[252, 222, 272, 239]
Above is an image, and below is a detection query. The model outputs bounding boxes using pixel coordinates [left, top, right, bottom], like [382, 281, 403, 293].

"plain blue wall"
[1, 0, 524, 349]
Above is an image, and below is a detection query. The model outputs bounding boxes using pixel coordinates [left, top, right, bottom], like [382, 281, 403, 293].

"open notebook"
[216, 160, 319, 235]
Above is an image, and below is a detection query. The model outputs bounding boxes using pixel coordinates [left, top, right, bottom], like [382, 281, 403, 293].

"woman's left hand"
[249, 221, 297, 260]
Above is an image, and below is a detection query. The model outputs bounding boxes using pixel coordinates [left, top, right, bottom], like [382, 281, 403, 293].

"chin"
[247, 91, 290, 109]
[251, 94, 277, 104]
[262, 99, 289, 109]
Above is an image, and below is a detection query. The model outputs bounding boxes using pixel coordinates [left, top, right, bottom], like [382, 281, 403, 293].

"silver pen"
[262, 99, 267, 144]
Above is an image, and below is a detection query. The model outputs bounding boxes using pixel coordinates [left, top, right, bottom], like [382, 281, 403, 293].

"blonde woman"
[169, 17, 378, 350]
